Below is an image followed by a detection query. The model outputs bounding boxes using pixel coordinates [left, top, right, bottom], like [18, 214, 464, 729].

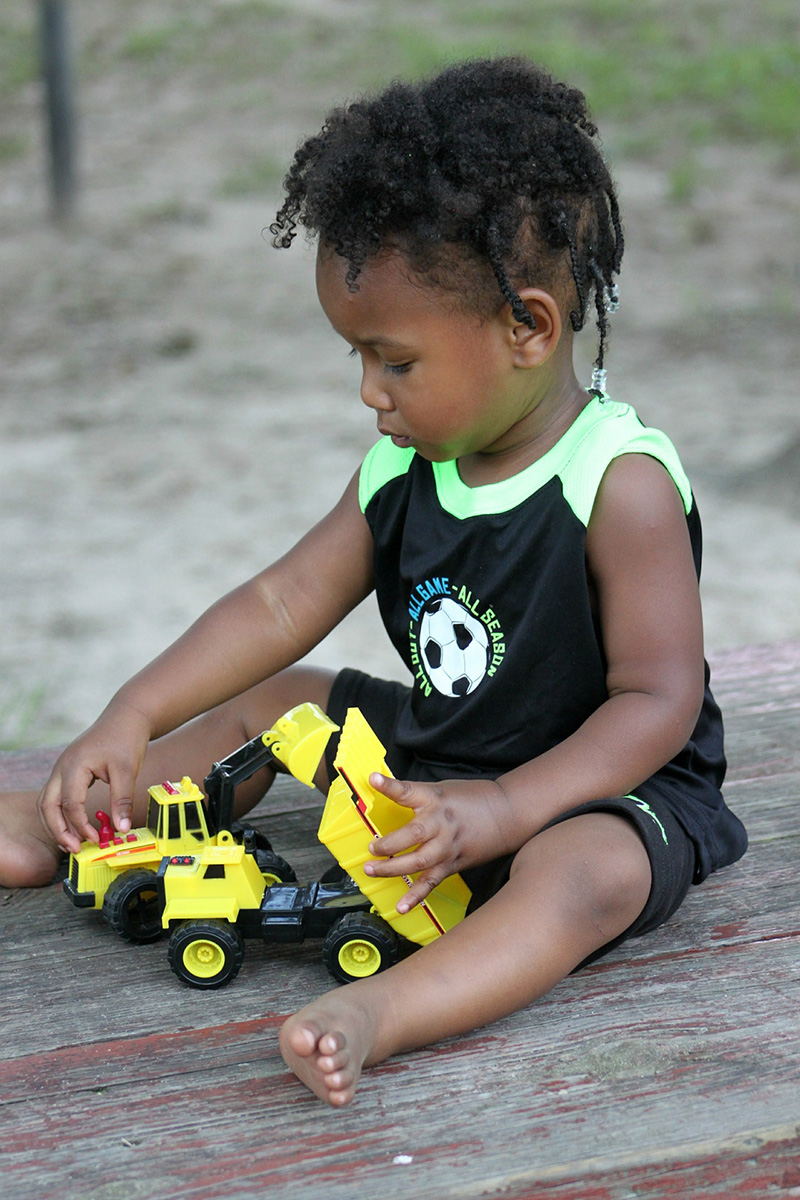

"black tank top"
[359, 395, 747, 881]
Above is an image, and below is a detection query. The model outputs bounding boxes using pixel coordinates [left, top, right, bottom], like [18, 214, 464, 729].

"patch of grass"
[374, 3, 792, 162]
[108, 4, 294, 81]
[0, 687, 45, 752]
[121, 24, 185, 62]
[668, 155, 702, 206]
[0, 134, 28, 162]
[765, 280, 800, 321]
[331, 0, 800, 156]
[219, 156, 284, 197]
[134, 198, 209, 226]
[51, 0, 800, 166]
[0, 20, 38, 94]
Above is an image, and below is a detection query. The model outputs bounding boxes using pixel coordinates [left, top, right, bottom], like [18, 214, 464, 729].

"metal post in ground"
[39, 0, 77, 221]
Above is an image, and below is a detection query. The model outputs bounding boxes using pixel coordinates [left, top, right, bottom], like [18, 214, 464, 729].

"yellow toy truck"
[64, 704, 471, 989]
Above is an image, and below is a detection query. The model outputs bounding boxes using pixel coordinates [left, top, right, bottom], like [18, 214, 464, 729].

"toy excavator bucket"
[262, 702, 339, 788]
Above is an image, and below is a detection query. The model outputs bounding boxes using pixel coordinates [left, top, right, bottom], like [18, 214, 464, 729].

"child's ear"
[506, 289, 562, 368]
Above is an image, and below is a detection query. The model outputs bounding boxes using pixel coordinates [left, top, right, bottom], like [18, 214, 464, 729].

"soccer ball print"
[419, 597, 490, 697]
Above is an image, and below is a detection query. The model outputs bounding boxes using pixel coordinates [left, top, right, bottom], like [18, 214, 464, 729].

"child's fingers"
[37, 787, 79, 854]
[364, 848, 450, 912]
[108, 768, 135, 834]
[364, 773, 464, 903]
[61, 768, 105, 842]
[364, 825, 459, 893]
[364, 844, 433, 880]
[396, 868, 450, 913]
[369, 819, 430, 860]
[38, 771, 97, 852]
[369, 772, 427, 808]
[368, 774, 446, 858]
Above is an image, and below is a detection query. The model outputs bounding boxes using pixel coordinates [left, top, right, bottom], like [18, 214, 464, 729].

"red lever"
[95, 810, 114, 843]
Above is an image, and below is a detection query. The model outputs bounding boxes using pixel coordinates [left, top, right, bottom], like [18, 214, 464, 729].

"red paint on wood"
[0, 1014, 285, 1101]
[710, 921, 749, 940]
[483, 1127, 800, 1199]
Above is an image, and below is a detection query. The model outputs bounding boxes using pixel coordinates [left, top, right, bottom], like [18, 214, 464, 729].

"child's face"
[316, 247, 541, 464]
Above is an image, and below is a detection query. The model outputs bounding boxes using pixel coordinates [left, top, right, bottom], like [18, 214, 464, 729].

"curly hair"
[271, 57, 623, 379]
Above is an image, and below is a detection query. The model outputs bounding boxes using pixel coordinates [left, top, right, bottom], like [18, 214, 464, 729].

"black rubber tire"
[255, 849, 297, 885]
[102, 868, 162, 943]
[167, 920, 245, 989]
[322, 912, 400, 984]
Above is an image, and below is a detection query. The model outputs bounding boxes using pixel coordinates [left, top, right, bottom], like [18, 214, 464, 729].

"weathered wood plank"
[1, 639, 798, 1200]
[4, 764, 792, 1060]
[1, 937, 798, 1200]
[448, 1124, 800, 1199]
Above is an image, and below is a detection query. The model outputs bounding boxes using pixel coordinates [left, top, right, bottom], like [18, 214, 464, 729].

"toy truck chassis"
[64, 703, 470, 989]
[164, 874, 404, 988]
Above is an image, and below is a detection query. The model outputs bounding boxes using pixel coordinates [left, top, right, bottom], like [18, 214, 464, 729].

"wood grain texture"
[1, 641, 798, 1200]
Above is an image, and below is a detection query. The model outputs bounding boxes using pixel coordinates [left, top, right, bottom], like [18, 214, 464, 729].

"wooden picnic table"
[1, 640, 798, 1199]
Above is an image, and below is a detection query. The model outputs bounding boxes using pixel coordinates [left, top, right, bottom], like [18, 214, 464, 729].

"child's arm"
[364, 454, 705, 912]
[39, 472, 373, 853]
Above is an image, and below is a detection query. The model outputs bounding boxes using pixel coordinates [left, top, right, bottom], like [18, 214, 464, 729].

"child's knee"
[573, 813, 652, 931]
[516, 812, 652, 932]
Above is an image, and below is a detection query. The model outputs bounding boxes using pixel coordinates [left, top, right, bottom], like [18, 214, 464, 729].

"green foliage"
[668, 155, 701, 206]
[2, 0, 797, 162]
[397, 0, 800, 154]
[0, 687, 45, 752]
[120, 24, 189, 63]
[219, 156, 284, 197]
[0, 134, 28, 162]
[0, 19, 38, 94]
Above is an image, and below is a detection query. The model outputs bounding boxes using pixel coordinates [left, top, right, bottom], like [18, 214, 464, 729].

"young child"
[1, 57, 746, 1107]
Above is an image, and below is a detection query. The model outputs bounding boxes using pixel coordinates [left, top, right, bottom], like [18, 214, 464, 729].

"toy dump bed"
[318, 707, 471, 946]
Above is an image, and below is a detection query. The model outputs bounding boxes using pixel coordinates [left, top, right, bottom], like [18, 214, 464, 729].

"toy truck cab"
[146, 778, 211, 849]
[63, 777, 215, 942]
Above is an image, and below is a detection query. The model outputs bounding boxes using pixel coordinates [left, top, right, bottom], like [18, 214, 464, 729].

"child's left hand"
[362, 773, 508, 913]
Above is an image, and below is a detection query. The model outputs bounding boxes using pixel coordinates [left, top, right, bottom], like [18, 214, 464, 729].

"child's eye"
[346, 347, 411, 375]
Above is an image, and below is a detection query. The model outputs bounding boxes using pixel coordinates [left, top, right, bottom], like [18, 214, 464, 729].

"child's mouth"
[384, 432, 413, 448]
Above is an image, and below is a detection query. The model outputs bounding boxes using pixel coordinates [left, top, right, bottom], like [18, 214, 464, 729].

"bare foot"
[0, 790, 63, 888]
[279, 989, 383, 1107]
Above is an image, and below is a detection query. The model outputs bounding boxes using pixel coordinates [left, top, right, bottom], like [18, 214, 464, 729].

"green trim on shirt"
[358, 440, 415, 513]
[358, 396, 693, 525]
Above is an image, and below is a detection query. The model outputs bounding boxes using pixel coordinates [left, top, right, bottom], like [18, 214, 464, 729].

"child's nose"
[360, 367, 394, 412]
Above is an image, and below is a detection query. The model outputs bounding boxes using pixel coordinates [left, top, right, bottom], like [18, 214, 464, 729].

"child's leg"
[280, 810, 652, 1106]
[0, 665, 336, 888]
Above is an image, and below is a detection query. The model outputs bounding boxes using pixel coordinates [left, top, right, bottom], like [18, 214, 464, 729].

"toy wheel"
[102, 869, 162, 943]
[167, 920, 244, 989]
[322, 912, 400, 984]
[255, 849, 296, 886]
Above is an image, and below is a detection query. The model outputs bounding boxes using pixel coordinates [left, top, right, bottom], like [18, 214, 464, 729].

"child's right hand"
[37, 703, 152, 855]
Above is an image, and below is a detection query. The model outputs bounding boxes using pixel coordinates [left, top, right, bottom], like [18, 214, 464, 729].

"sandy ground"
[1, 9, 799, 748]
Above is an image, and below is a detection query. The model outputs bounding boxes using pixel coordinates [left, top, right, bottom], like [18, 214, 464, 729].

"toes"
[324, 1065, 355, 1093]
[282, 1018, 347, 1061]
[279, 1003, 366, 1108]
[318, 1030, 346, 1058]
[317, 1046, 349, 1075]
[280, 1018, 324, 1059]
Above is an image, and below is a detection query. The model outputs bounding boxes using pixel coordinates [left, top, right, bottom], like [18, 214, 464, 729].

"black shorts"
[326, 668, 696, 967]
